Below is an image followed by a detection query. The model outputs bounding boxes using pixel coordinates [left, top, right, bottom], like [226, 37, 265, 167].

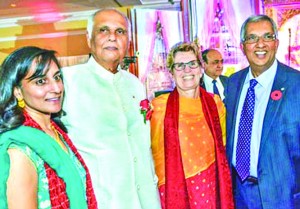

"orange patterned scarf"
[164, 87, 233, 209]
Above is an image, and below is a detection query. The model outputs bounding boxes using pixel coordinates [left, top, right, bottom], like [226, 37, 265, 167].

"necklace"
[51, 125, 68, 153]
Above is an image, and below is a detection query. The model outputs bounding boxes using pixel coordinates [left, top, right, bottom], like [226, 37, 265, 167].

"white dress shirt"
[203, 73, 225, 100]
[232, 60, 277, 177]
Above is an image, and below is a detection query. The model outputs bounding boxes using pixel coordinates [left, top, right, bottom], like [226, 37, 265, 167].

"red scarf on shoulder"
[164, 87, 233, 209]
[23, 112, 98, 209]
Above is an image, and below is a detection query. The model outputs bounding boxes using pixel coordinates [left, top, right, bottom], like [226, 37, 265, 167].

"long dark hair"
[0, 46, 62, 133]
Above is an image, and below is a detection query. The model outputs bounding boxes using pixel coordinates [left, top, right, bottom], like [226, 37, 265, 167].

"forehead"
[174, 51, 196, 61]
[25, 58, 43, 77]
[246, 20, 274, 34]
[207, 50, 222, 60]
[94, 10, 128, 29]
[24, 59, 58, 79]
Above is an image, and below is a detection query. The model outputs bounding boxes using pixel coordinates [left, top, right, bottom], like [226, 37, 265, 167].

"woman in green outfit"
[0, 46, 97, 209]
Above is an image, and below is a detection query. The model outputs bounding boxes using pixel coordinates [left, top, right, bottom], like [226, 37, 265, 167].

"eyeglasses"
[243, 33, 276, 44]
[172, 60, 200, 71]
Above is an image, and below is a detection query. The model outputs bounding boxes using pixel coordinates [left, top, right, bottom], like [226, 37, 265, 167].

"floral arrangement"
[140, 99, 153, 124]
[270, 89, 283, 101]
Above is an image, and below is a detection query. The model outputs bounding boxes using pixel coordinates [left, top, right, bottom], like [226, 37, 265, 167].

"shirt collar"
[245, 60, 278, 89]
[203, 73, 220, 83]
[88, 56, 122, 81]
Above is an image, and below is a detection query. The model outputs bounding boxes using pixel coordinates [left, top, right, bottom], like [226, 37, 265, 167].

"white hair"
[86, 8, 132, 41]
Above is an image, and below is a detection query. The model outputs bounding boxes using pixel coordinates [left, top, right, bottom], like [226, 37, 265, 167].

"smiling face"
[14, 60, 64, 118]
[241, 20, 279, 76]
[172, 51, 202, 97]
[87, 9, 129, 72]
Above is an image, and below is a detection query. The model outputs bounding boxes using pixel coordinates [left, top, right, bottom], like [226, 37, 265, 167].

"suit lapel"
[259, 64, 287, 154]
[227, 70, 248, 162]
[220, 75, 228, 88]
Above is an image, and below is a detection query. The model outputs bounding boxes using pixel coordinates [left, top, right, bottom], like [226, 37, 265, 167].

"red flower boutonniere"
[140, 99, 153, 124]
[271, 89, 283, 101]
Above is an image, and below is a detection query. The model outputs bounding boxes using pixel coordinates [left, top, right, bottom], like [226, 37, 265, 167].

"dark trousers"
[232, 168, 263, 209]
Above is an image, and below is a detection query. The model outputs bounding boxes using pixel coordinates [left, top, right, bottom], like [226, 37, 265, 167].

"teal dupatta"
[0, 125, 87, 209]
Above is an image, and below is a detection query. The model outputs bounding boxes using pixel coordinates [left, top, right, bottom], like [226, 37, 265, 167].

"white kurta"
[61, 57, 161, 209]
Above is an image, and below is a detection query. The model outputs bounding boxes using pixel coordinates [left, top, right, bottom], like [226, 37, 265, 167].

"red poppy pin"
[140, 99, 153, 124]
[270, 89, 283, 101]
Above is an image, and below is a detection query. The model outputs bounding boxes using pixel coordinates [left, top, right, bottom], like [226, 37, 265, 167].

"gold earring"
[17, 98, 25, 108]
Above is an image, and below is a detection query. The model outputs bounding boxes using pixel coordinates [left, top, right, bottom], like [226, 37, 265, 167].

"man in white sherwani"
[61, 8, 161, 209]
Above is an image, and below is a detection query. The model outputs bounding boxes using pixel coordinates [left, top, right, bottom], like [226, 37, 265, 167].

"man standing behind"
[200, 48, 228, 100]
[225, 14, 300, 208]
[61, 8, 161, 209]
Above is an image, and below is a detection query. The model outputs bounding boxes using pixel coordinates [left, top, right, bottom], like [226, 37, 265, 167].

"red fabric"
[159, 163, 217, 209]
[199, 88, 234, 209]
[164, 88, 190, 209]
[23, 112, 98, 209]
[45, 164, 69, 208]
[164, 87, 233, 209]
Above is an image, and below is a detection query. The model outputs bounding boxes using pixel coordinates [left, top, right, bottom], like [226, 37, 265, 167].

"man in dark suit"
[200, 48, 228, 100]
[225, 14, 300, 209]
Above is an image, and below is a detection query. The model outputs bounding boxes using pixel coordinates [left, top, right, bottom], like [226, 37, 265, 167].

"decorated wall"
[1, 0, 299, 93]
[0, 7, 129, 66]
[265, 0, 300, 69]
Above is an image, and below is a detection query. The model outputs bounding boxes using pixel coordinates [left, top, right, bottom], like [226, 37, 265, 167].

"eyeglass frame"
[242, 33, 277, 44]
[172, 60, 200, 71]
